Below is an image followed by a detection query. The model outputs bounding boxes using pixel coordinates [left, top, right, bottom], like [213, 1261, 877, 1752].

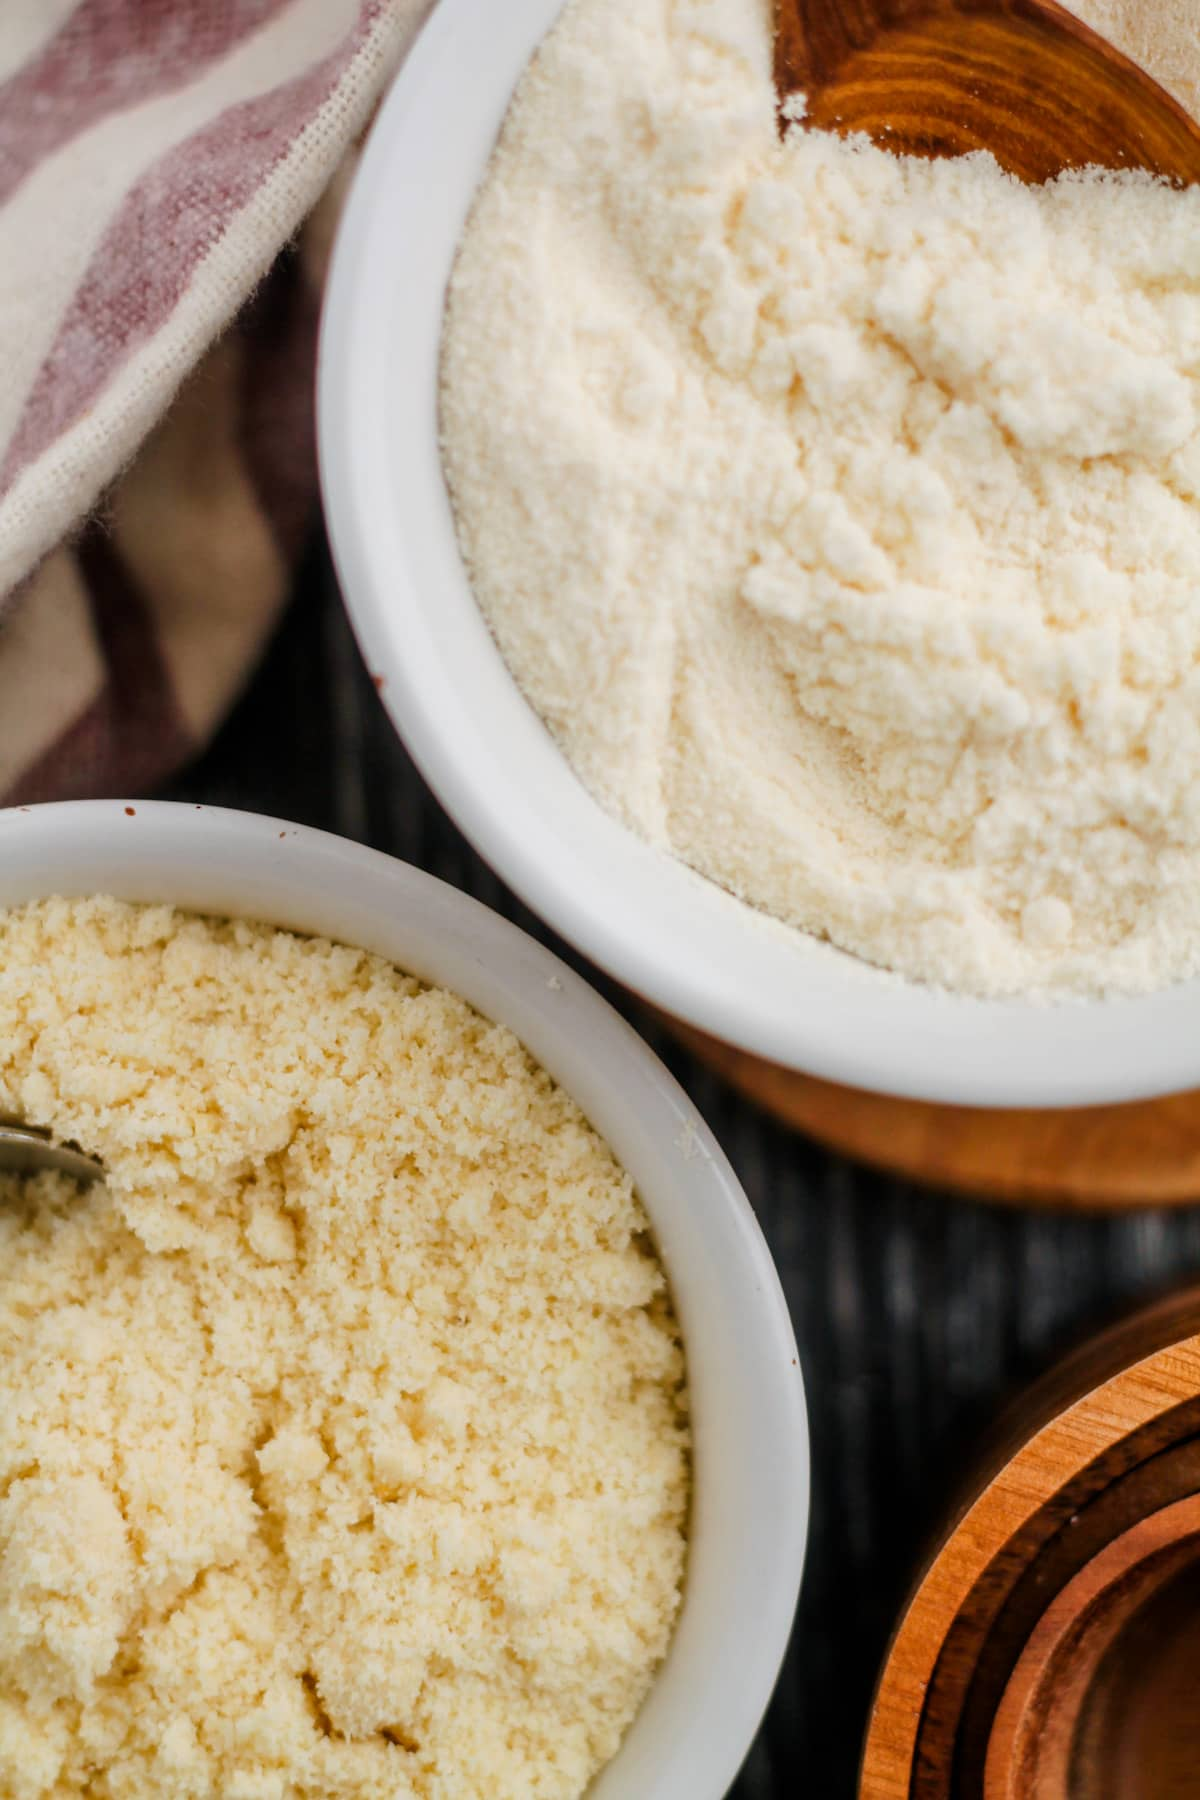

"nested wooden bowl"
[859, 1289, 1200, 1798]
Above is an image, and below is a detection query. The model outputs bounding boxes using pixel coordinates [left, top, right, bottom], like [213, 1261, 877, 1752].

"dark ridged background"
[167, 533, 1200, 1798]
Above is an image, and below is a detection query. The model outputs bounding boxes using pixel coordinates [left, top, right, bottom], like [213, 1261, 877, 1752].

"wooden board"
[669, 1023, 1200, 1210]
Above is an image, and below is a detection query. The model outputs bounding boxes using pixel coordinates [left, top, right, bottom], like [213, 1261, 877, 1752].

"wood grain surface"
[984, 1512, 1200, 1799]
[859, 1291, 1200, 1799]
[774, 0, 1200, 183]
[671, 1023, 1200, 1211]
[1073, 1561, 1200, 1800]
[166, 542, 1200, 1798]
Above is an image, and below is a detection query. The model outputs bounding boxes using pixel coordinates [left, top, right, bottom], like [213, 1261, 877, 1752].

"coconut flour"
[441, 0, 1200, 999]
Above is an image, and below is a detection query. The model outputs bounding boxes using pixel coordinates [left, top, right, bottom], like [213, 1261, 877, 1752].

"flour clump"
[0, 898, 689, 1800]
[441, 0, 1200, 999]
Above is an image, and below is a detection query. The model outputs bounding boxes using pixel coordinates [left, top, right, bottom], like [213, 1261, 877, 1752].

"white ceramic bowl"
[0, 800, 806, 1800]
[318, 0, 1200, 1111]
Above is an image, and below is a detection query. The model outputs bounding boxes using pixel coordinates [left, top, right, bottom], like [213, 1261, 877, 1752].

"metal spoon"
[0, 1119, 104, 1186]
[776, 0, 1200, 186]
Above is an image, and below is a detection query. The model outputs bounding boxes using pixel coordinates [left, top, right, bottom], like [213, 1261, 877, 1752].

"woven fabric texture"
[0, 0, 428, 803]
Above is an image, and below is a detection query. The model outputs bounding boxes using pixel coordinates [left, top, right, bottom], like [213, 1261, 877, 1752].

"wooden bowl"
[983, 1501, 1200, 1799]
[859, 1289, 1200, 1798]
[669, 1021, 1200, 1210]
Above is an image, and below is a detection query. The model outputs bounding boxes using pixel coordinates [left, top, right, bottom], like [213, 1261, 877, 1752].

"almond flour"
[441, 0, 1200, 999]
[0, 898, 689, 1800]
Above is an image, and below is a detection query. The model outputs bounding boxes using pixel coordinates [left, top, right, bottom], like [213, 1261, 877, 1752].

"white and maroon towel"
[0, 0, 427, 804]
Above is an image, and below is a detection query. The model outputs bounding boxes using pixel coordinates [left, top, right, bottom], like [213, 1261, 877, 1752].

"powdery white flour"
[441, 0, 1200, 999]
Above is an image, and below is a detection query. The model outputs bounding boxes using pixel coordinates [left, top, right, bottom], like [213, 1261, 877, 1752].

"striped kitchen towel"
[0, 0, 428, 806]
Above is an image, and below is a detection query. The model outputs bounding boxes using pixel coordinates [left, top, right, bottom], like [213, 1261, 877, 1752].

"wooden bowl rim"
[860, 1330, 1200, 1798]
[983, 1497, 1200, 1799]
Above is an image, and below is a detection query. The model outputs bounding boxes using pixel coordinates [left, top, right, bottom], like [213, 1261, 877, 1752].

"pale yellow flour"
[0, 898, 689, 1800]
[442, 0, 1200, 999]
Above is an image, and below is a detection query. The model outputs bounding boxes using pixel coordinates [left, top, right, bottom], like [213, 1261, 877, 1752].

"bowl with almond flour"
[319, 0, 1200, 1107]
[0, 801, 806, 1800]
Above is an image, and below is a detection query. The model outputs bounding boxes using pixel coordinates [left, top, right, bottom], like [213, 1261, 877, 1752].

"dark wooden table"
[166, 531, 1200, 1798]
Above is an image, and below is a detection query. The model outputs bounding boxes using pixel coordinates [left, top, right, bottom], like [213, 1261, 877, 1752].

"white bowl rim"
[0, 799, 808, 1800]
[317, 0, 1200, 1111]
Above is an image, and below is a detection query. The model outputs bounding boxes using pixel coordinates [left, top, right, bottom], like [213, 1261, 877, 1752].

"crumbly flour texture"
[0, 899, 688, 1800]
[442, 0, 1200, 998]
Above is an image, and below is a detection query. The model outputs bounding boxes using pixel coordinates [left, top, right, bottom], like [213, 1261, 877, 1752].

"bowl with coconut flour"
[320, 0, 1200, 1108]
[0, 802, 805, 1800]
